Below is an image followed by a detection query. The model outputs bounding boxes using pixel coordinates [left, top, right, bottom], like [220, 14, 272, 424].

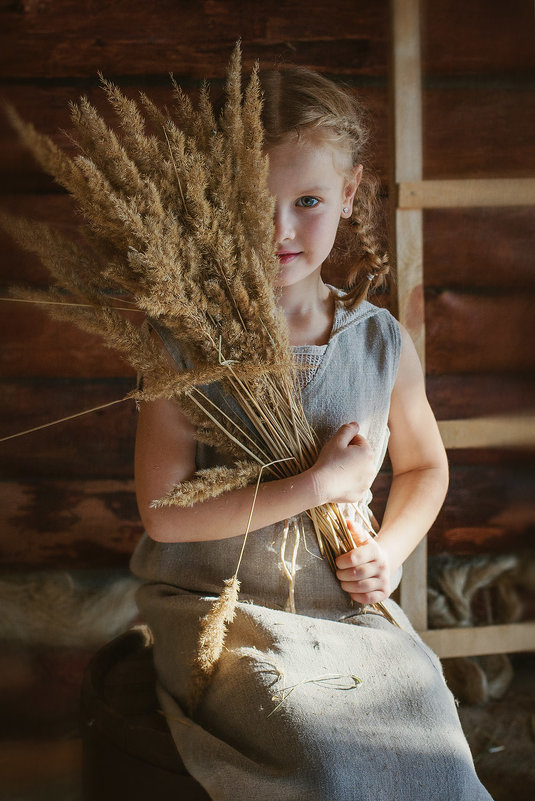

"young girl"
[131, 67, 492, 800]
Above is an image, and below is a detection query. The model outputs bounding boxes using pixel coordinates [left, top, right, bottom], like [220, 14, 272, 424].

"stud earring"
[343, 207, 349, 215]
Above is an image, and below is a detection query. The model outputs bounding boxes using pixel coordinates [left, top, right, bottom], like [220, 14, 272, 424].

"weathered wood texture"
[0, 0, 533, 573]
[0, 380, 137, 478]
[1, 0, 532, 79]
[0, 480, 141, 569]
[0, 0, 389, 79]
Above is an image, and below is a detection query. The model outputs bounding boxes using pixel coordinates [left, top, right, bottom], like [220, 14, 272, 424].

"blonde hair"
[258, 66, 389, 309]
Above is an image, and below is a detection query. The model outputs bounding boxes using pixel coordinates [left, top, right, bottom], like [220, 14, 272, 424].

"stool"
[80, 627, 211, 800]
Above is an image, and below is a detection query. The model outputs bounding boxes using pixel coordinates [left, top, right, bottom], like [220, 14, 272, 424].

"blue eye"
[296, 196, 319, 208]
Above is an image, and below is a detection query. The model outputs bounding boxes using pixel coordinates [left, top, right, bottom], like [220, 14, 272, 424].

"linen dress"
[131, 290, 492, 801]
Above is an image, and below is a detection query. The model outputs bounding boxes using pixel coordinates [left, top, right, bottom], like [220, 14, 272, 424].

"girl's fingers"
[334, 421, 360, 447]
[335, 562, 376, 582]
[340, 577, 382, 594]
[336, 541, 374, 569]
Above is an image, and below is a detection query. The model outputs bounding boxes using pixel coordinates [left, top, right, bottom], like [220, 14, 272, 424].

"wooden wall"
[1, 0, 533, 570]
[0, 0, 533, 776]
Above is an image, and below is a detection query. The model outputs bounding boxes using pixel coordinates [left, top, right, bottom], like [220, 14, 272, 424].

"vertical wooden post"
[390, 0, 428, 631]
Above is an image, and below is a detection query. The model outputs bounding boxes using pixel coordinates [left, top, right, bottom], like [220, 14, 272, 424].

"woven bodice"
[131, 289, 402, 617]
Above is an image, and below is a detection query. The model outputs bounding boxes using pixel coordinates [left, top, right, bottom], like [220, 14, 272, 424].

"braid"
[328, 169, 390, 310]
[343, 206, 389, 310]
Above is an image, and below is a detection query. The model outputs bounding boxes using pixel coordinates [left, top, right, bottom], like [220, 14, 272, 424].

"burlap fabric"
[131, 293, 492, 800]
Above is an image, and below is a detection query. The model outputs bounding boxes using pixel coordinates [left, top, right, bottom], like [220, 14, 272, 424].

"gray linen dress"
[131, 290, 492, 800]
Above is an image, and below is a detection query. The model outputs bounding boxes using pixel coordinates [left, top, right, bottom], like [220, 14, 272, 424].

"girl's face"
[266, 135, 361, 289]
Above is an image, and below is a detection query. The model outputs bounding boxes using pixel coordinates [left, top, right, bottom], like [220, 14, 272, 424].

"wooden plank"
[427, 374, 535, 421]
[0, 379, 137, 479]
[423, 87, 535, 179]
[0, 301, 139, 378]
[0, 0, 389, 79]
[420, 622, 535, 658]
[399, 178, 535, 209]
[425, 292, 535, 374]
[439, 415, 535, 449]
[395, 209, 425, 359]
[399, 538, 427, 629]
[391, 0, 424, 355]
[0, 480, 142, 568]
[2, 458, 532, 567]
[429, 463, 534, 556]
[391, 0, 427, 630]
[391, 0, 422, 181]
[422, 0, 535, 76]
[424, 208, 535, 290]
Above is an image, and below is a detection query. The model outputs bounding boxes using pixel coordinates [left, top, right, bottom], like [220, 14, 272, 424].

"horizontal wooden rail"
[420, 622, 535, 658]
[398, 178, 535, 208]
[438, 414, 535, 449]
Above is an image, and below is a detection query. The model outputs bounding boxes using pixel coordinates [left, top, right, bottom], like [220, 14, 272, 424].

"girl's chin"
[275, 268, 323, 290]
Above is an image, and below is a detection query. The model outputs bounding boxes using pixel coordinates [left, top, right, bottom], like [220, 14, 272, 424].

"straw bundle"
[2, 44, 398, 699]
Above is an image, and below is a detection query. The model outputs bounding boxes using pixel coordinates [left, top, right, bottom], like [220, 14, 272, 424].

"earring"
[343, 207, 349, 215]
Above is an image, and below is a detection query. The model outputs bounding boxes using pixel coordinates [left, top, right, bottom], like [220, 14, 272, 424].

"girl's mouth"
[277, 252, 300, 265]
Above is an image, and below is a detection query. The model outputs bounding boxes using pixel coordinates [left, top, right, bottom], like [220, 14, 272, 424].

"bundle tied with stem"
[2, 43, 399, 710]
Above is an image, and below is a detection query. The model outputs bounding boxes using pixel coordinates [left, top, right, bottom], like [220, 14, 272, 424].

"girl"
[131, 67, 492, 800]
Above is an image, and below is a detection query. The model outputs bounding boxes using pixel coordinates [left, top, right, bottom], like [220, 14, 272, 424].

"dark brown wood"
[425, 292, 535, 374]
[424, 208, 535, 290]
[0, 0, 388, 79]
[426, 374, 535, 420]
[0, 642, 94, 739]
[3, 197, 534, 291]
[0, 302, 138, 378]
[0, 480, 142, 568]
[0, 379, 137, 479]
[422, 0, 535, 76]
[423, 87, 535, 178]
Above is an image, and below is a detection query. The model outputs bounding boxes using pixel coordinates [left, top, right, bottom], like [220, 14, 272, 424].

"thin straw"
[0, 296, 143, 313]
[0, 397, 130, 442]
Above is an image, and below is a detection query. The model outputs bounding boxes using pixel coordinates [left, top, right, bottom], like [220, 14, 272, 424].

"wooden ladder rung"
[439, 415, 535, 449]
[420, 622, 535, 658]
[398, 178, 535, 208]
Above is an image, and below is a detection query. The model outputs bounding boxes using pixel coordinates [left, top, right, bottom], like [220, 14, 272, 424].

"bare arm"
[336, 325, 449, 603]
[135, 394, 377, 544]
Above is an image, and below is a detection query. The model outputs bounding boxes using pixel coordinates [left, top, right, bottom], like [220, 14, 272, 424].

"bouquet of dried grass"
[2, 44, 398, 705]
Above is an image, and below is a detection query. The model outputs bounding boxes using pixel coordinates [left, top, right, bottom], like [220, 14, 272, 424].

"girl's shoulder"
[329, 286, 400, 342]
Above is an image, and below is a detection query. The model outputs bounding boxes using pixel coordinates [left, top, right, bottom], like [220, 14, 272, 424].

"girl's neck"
[277, 277, 335, 347]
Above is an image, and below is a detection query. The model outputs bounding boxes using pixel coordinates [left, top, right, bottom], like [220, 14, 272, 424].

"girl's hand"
[335, 521, 391, 604]
[310, 422, 375, 505]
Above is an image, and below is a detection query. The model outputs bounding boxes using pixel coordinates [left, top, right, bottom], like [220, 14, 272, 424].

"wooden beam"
[420, 622, 535, 658]
[391, 0, 427, 630]
[438, 414, 535, 449]
[399, 538, 428, 630]
[399, 178, 535, 209]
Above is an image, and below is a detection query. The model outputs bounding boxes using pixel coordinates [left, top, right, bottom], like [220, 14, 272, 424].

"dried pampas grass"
[188, 576, 241, 714]
[2, 43, 400, 707]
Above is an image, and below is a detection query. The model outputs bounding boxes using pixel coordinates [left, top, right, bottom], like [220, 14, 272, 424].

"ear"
[342, 164, 363, 217]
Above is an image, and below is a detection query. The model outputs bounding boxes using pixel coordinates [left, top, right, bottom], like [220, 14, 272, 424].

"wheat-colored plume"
[188, 575, 241, 714]
[2, 43, 400, 709]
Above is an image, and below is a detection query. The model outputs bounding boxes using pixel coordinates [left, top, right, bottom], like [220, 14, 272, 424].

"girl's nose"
[273, 206, 296, 244]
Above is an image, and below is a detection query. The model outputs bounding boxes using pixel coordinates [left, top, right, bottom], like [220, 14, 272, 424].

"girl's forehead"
[266, 134, 351, 178]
